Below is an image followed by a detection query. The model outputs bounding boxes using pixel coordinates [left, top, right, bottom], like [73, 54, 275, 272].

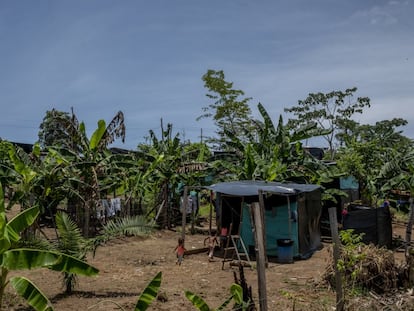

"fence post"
[251, 202, 268, 311]
[328, 207, 344, 311]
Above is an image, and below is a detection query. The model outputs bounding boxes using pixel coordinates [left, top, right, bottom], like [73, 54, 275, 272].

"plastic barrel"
[277, 239, 294, 263]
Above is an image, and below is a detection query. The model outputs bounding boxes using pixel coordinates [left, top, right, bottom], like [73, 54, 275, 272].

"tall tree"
[42, 110, 126, 237]
[224, 103, 330, 183]
[38, 109, 72, 149]
[198, 69, 253, 150]
[138, 123, 183, 228]
[284, 87, 370, 159]
[336, 118, 411, 205]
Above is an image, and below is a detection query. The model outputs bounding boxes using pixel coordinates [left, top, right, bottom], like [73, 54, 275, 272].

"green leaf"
[230, 283, 243, 304]
[216, 294, 234, 311]
[2, 249, 61, 269]
[89, 120, 106, 150]
[0, 183, 11, 252]
[10, 276, 53, 311]
[7, 206, 40, 242]
[2, 249, 99, 276]
[0, 234, 11, 254]
[184, 291, 211, 311]
[134, 271, 162, 311]
[32, 143, 41, 157]
[48, 252, 99, 276]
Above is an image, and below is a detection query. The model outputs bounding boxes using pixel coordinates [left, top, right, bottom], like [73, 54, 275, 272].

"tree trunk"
[0, 267, 9, 310]
[83, 202, 91, 238]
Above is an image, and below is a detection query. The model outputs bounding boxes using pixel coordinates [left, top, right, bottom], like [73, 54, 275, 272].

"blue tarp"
[207, 180, 320, 196]
[240, 202, 300, 257]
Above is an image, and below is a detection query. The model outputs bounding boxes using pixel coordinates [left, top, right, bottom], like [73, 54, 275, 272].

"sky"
[0, 0, 413, 150]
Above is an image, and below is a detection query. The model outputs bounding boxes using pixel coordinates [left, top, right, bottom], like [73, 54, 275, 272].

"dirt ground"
[4, 218, 410, 311]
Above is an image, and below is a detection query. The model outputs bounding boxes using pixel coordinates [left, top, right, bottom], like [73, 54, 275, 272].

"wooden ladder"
[222, 234, 252, 269]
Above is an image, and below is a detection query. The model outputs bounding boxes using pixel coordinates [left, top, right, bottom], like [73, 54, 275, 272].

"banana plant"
[185, 283, 247, 311]
[40, 110, 126, 237]
[0, 183, 99, 310]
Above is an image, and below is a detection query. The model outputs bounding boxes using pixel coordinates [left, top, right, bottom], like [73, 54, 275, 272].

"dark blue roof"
[207, 180, 320, 196]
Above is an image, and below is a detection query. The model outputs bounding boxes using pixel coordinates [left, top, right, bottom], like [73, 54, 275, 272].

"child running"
[174, 237, 186, 265]
[204, 234, 218, 261]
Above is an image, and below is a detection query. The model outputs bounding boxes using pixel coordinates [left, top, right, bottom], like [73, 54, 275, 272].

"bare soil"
[4, 215, 410, 311]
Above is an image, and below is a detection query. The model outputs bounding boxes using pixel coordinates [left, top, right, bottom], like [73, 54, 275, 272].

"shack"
[208, 180, 323, 259]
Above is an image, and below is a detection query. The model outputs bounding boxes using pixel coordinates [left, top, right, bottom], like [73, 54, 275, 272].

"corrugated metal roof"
[207, 180, 320, 196]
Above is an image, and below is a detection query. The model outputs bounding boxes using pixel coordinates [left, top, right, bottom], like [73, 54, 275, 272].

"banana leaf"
[216, 294, 233, 311]
[0, 214, 10, 254]
[10, 276, 53, 311]
[0, 184, 4, 214]
[48, 252, 99, 276]
[2, 249, 99, 276]
[7, 206, 40, 242]
[184, 291, 211, 311]
[230, 283, 243, 304]
[89, 120, 106, 150]
[134, 271, 162, 311]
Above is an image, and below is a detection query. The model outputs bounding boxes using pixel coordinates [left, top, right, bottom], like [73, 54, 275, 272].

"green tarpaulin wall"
[240, 202, 299, 257]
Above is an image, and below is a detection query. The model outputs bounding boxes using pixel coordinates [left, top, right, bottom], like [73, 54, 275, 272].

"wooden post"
[209, 190, 213, 235]
[287, 195, 291, 239]
[258, 190, 268, 267]
[405, 197, 414, 260]
[181, 186, 188, 241]
[328, 207, 344, 311]
[190, 191, 195, 234]
[154, 200, 166, 223]
[251, 202, 268, 311]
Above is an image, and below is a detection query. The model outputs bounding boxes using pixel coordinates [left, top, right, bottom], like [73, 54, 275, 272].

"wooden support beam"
[251, 202, 268, 311]
[181, 186, 188, 241]
[328, 207, 344, 311]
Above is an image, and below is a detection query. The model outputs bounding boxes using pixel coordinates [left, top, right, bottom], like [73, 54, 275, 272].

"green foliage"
[101, 215, 155, 240]
[185, 291, 211, 311]
[337, 229, 366, 283]
[185, 290, 234, 311]
[336, 118, 413, 204]
[37, 109, 72, 149]
[222, 102, 330, 184]
[134, 271, 162, 311]
[10, 277, 53, 311]
[0, 182, 99, 310]
[185, 283, 247, 311]
[198, 69, 253, 149]
[54, 211, 88, 293]
[285, 87, 371, 160]
[339, 229, 364, 247]
[37, 109, 127, 237]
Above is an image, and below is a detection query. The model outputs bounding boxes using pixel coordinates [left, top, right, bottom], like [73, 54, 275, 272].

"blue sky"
[0, 0, 413, 150]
